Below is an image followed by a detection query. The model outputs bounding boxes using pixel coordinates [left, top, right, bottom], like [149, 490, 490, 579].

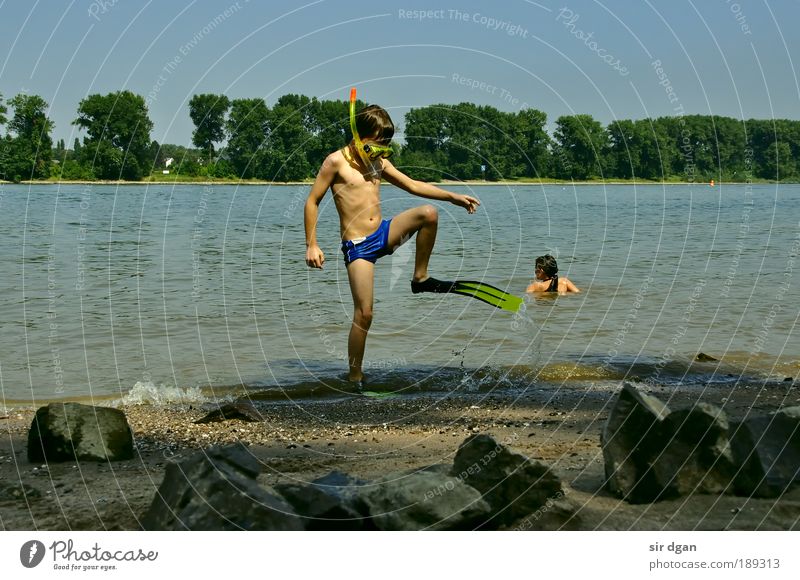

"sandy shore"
[2, 381, 799, 531]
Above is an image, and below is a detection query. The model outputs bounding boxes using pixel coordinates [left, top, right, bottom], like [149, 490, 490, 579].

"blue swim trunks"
[341, 219, 394, 265]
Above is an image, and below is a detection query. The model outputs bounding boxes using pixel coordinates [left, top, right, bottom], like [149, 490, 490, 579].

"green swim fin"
[411, 277, 524, 312]
[450, 280, 524, 312]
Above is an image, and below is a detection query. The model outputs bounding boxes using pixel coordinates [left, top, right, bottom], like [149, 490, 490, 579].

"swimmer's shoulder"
[526, 280, 547, 293]
[561, 276, 580, 293]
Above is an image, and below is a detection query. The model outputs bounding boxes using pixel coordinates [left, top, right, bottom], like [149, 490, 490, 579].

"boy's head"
[535, 255, 558, 278]
[354, 105, 394, 146]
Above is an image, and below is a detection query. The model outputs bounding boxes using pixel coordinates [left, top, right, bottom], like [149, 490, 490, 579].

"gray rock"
[275, 471, 371, 530]
[142, 445, 303, 530]
[509, 494, 578, 531]
[451, 434, 564, 527]
[312, 470, 366, 486]
[27, 403, 133, 463]
[601, 383, 670, 503]
[194, 400, 263, 424]
[411, 463, 452, 476]
[358, 469, 491, 530]
[731, 406, 800, 497]
[602, 385, 800, 504]
[0, 482, 41, 502]
[651, 403, 737, 498]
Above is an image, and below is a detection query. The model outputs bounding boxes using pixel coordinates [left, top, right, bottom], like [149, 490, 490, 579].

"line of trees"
[1, 90, 798, 183]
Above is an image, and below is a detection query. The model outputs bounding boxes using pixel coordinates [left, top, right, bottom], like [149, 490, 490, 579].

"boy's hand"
[453, 193, 480, 214]
[306, 244, 325, 269]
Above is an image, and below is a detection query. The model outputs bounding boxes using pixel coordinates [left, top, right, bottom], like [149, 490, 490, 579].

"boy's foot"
[411, 277, 456, 294]
[345, 373, 366, 392]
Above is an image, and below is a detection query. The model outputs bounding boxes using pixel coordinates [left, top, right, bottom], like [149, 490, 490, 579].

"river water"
[0, 182, 797, 405]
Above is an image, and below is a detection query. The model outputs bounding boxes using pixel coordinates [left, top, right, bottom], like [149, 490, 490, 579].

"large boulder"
[601, 383, 671, 503]
[650, 403, 738, 498]
[731, 406, 800, 497]
[142, 445, 303, 530]
[357, 469, 491, 531]
[509, 489, 576, 531]
[27, 403, 133, 463]
[602, 385, 800, 504]
[275, 471, 371, 530]
[451, 434, 564, 527]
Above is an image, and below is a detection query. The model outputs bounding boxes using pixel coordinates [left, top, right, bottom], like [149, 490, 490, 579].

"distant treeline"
[0, 90, 798, 183]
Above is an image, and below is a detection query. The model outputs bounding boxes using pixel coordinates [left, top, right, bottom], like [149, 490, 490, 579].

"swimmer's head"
[354, 104, 394, 146]
[535, 255, 558, 278]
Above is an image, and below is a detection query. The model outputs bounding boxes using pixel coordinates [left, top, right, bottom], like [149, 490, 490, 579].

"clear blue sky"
[1, 0, 798, 146]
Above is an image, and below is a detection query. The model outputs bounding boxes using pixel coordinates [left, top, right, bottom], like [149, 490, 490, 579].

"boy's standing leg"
[344, 203, 450, 382]
[345, 259, 374, 382]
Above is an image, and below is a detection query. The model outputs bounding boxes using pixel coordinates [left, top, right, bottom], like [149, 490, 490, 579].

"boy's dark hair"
[536, 255, 558, 278]
[355, 105, 394, 145]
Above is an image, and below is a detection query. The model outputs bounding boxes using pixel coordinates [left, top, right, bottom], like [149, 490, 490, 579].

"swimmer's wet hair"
[536, 255, 559, 278]
[355, 105, 394, 145]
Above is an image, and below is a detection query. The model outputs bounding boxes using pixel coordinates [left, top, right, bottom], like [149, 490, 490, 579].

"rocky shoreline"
[2, 381, 799, 530]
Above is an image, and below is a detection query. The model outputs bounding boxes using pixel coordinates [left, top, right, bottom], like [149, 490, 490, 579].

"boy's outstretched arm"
[304, 155, 337, 269]
[382, 160, 480, 214]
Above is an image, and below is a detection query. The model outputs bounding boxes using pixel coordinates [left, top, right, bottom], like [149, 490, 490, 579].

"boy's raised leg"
[387, 204, 439, 282]
[345, 259, 374, 383]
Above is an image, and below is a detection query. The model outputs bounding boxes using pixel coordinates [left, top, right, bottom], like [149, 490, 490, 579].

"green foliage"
[607, 120, 638, 179]
[183, 92, 800, 184]
[553, 114, 608, 180]
[213, 159, 236, 178]
[80, 140, 124, 179]
[149, 142, 204, 176]
[608, 119, 676, 180]
[53, 138, 67, 162]
[262, 96, 313, 181]
[0, 137, 13, 180]
[395, 148, 448, 182]
[226, 98, 269, 179]
[749, 119, 799, 180]
[763, 141, 795, 180]
[55, 158, 94, 180]
[0, 92, 7, 128]
[73, 90, 153, 180]
[402, 103, 550, 181]
[189, 94, 230, 158]
[710, 116, 748, 179]
[670, 115, 716, 180]
[5, 89, 800, 184]
[305, 97, 350, 169]
[514, 108, 551, 177]
[2, 94, 54, 180]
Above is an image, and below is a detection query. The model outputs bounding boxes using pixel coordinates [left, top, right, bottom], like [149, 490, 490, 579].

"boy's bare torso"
[329, 148, 383, 240]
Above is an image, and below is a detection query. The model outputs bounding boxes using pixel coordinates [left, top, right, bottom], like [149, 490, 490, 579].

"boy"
[304, 98, 480, 384]
[526, 254, 580, 294]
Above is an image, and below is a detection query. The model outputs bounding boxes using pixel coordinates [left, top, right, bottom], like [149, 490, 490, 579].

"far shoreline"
[1, 178, 792, 187]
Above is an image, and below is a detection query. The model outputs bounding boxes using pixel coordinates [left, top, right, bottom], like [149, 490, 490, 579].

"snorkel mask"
[349, 87, 393, 161]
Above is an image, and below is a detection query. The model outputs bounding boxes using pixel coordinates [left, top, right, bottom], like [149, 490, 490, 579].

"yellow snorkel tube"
[349, 87, 393, 161]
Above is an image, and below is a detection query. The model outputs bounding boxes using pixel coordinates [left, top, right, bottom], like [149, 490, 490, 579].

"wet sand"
[2, 381, 799, 530]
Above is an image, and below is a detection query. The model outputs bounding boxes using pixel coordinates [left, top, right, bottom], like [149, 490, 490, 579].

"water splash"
[121, 380, 207, 406]
[458, 366, 518, 393]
